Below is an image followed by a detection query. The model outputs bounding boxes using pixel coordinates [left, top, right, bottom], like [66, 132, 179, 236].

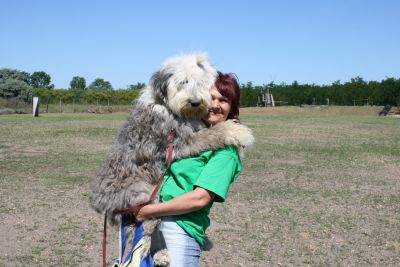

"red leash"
[102, 130, 175, 267]
[103, 211, 107, 267]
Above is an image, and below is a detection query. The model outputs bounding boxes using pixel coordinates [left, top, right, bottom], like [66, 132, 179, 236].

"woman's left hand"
[135, 205, 150, 222]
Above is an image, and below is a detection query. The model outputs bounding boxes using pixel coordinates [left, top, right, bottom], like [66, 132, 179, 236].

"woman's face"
[203, 86, 232, 125]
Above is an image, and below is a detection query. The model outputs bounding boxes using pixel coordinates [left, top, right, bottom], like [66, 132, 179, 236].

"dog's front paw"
[211, 120, 254, 148]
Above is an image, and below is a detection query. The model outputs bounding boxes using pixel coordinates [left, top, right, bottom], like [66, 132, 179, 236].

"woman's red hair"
[214, 71, 240, 120]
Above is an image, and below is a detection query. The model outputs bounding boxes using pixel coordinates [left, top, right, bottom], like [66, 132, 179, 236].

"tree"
[18, 83, 33, 102]
[0, 68, 30, 84]
[127, 82, 146, 90]
[88, 78, 113, 90]
[70, 76, 86, 90]
[240, 82, 260, 107]
[30, 71, 54, 89]
[379, 77, 400, 106]
[0, 79, 31, 98]
[0, 69, 32, 102]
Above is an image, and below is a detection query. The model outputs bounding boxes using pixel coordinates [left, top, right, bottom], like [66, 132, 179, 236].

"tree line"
[1, 68, 399, 108]
[0, 68, 144, 106]
[240, 77, 400, 107]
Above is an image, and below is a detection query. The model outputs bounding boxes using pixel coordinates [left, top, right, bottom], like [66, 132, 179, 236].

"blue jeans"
[159, 217, 201, 267]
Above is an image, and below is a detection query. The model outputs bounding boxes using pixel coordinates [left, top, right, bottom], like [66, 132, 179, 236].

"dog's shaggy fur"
[90, 52, 254, 264]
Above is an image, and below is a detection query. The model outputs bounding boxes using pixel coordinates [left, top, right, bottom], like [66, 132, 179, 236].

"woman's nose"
[211, 99, 219, 107]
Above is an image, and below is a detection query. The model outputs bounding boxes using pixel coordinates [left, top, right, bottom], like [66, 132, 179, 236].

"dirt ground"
[0, 107, 399, 266]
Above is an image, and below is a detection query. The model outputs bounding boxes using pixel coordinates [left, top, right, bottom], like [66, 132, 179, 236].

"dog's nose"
[190, 100, 201, 107]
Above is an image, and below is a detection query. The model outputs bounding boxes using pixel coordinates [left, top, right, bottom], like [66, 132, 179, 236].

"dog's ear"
[150, 70, 172, 104]
[196, 52, 208, 69]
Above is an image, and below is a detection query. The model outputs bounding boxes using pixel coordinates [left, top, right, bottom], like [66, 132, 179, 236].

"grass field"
[0, 106, 399, 266]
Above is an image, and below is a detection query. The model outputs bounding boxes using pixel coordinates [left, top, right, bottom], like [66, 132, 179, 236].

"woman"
[136, 71, 246, 266]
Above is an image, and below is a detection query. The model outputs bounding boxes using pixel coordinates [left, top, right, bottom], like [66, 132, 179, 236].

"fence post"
[33, 97, 39, 117]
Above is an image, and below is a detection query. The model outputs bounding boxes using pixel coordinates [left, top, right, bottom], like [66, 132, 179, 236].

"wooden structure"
[257, 91, 275, 107]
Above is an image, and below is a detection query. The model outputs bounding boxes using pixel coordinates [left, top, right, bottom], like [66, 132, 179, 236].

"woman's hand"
[135, 205, 152, 223]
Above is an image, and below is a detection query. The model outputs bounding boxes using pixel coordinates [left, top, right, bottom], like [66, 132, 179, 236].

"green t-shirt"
[160, 145, 242, 246]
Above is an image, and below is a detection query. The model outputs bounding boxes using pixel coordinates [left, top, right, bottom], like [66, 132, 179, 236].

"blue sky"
[1, 0, 399, 89]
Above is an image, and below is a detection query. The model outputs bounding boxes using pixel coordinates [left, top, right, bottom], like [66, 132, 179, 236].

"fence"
[0, 97, 133, 114]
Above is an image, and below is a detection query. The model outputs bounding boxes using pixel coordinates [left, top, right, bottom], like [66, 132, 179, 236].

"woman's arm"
[136, 187, 215, 222]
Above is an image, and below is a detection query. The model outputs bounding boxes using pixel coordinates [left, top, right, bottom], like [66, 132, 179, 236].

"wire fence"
[0, 97, 133, 114]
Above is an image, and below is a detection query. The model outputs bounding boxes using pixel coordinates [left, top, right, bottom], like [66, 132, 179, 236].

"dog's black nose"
[190, 100, 201, 107]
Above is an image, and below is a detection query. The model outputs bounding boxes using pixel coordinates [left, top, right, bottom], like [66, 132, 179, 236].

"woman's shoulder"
[211, 145, 241, 162]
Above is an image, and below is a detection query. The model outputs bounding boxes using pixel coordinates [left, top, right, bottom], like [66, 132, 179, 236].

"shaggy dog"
[90, 52, 254, 265]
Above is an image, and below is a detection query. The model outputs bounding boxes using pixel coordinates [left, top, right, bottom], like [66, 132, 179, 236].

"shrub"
[0, 108, 27, 115]
[0, 108, 16, 115]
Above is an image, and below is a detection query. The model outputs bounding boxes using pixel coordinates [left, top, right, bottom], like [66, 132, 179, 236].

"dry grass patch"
[1, 108, 399, 266]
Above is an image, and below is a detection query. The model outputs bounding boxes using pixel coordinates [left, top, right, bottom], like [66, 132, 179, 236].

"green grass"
[1, 107, 399, 266]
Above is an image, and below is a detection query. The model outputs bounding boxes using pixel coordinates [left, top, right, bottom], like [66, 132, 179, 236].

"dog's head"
[148, 52, 217, 119]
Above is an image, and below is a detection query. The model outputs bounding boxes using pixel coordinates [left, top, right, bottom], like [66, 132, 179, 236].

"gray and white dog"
[90, 52, 254, 265]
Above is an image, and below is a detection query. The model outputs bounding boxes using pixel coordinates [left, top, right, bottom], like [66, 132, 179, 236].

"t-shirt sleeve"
[194, 150, 240, 202]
